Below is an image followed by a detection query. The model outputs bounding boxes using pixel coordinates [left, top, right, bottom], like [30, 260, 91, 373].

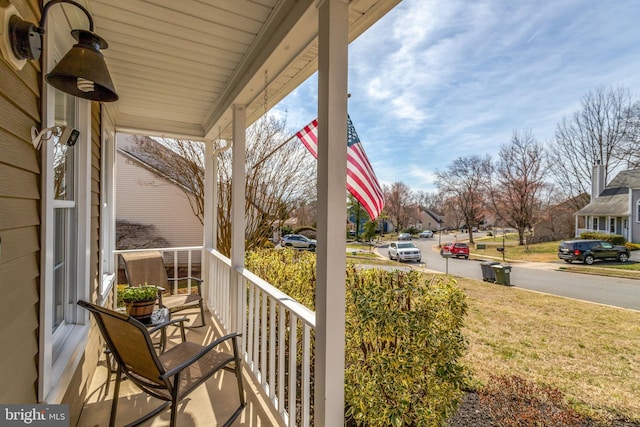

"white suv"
[388, 241, 422, 262]
[280, 234, 316, 250]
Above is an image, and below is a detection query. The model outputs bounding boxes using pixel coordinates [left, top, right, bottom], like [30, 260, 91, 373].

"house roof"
[606, 169, 640, 188]
[576, 191, 629, 216]
[576, 169, 640, 216]
[74, 0, 400, 140]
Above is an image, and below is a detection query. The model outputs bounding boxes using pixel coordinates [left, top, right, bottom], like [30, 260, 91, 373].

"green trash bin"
[491, 264, 512, 286]
[502, 264, 512, 286]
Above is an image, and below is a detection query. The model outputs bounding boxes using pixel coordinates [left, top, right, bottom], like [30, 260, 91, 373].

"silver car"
[280, 234, 317, 250]
[397, 232, 412, 240]
[388, 241, 422, 262]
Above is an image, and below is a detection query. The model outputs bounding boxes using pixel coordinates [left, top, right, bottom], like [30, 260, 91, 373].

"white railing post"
[230, 105, 246, 334]
[315, 0, 349, 425]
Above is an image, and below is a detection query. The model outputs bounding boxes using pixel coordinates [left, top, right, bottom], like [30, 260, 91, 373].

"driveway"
[377, 238, 640, 311]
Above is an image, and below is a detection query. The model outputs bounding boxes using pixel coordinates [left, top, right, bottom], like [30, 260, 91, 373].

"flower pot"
[125, 298, 157, 324]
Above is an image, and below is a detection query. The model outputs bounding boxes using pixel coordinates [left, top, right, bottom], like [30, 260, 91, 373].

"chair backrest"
[120, 251, 170, 288]
[78, 300, 166, 386]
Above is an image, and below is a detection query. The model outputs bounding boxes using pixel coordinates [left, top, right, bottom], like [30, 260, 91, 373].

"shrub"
[345, 268, 468, 426]
[245, 249, 469, 426]
[404, 226, 420, 235]
[479, 375, 585, 427]
[262, 240, 275, 249]
[579, 232, 626, 245]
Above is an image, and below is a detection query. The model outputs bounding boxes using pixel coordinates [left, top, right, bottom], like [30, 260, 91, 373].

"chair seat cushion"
[161, 293, 201, 310]
[159, 342, 234, 397]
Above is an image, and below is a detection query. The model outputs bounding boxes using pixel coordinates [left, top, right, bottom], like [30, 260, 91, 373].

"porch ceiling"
[78, 0, 401, 140]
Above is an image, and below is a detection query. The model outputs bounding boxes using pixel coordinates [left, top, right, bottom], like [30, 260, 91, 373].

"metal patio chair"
[78, 300, 245, 427]
[120, 250, 206, 327]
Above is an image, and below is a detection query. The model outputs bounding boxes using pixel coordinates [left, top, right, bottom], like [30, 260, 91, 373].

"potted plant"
[120, 285, 159, 323]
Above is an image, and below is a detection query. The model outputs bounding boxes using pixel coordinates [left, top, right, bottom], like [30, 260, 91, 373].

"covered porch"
[80, 245, 317, 426]
[78, 304, 285, 426]
[94, 1, 400, 425]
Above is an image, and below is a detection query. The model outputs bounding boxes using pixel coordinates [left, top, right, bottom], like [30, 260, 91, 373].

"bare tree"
[415, 190, 444, 212]
[129, 115, 315, 256]
[489, 130, 548, 245]
[382, 182, 415, 231]
[436, 156, 492, 244]
[548, 86, 640, 210]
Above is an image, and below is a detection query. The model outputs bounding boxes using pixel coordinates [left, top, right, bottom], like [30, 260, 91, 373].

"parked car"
[280, 234, 317, 250]
[557, 239, 629, 264]
[418, 230, 433, 238]
[398, 232, 412, 240]
[440, 242, 470, 259]
[388, 241, 422, 262]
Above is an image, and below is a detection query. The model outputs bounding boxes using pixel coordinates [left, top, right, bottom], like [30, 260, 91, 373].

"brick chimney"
[591, 160, 605, 201]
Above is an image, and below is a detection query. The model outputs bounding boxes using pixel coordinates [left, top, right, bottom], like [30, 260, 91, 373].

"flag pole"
[251, 133, 298, 169]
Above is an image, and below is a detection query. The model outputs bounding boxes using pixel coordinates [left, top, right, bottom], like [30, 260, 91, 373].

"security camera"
[31, 126, 80, 149]
[60, 126, 80, 147]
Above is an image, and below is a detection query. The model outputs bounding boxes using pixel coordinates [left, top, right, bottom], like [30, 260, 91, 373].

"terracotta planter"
[125, 298, 157, 324]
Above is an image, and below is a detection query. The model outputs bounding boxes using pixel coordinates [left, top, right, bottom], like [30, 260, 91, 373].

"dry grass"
[472, 240, 560, 262]
[455, 276, 640, 423]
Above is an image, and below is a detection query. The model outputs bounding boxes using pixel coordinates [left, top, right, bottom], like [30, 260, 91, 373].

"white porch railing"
[205, 248, 316, 427]
[115, 246, 315, 426]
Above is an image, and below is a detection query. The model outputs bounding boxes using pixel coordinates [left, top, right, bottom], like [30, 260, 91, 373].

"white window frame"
[38, 13, 91, 403]
[99, 116, 116, 302]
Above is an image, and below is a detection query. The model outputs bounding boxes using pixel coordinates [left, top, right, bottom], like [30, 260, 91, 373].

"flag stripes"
[295, 116, 384, 220]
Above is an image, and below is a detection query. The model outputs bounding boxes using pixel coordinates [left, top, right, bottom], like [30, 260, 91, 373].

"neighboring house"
[116, 133, 203, 251]
[418, 209, 445, 231]
[576, 162, 640, 243]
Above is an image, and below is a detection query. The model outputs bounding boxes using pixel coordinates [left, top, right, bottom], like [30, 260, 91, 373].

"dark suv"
[557, 239, 630, 265]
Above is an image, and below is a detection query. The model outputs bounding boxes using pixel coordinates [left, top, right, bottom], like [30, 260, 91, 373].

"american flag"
[295, 115, 385, 220]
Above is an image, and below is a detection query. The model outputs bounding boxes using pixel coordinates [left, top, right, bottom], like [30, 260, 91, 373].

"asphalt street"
[376, 235, 640, 311]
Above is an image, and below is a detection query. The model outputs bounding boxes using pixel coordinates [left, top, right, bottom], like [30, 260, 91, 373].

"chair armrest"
[149, 317, 189, 343]
[160, 332, 242, 379]
[148, 317, 190, 334]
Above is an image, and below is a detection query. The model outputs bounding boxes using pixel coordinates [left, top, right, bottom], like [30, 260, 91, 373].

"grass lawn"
[454, 275, 640, 423]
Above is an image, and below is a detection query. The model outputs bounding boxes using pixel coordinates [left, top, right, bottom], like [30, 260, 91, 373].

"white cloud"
[273, 0, 640, 192]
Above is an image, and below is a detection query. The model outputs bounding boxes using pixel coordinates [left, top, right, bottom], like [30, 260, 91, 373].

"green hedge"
[579, 232, 626, 245]
[245, 249, 469, 426]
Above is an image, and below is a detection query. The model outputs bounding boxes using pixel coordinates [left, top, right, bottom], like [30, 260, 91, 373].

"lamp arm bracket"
[40, 0, 94, 32]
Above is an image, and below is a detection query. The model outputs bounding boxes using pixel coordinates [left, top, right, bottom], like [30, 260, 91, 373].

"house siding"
[0, 0, 41, 404]
[632, 189, 640, 243]
[116, 135, 203, 251]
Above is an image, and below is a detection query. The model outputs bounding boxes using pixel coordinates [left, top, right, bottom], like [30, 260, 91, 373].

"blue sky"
[271, 0, 640, 193]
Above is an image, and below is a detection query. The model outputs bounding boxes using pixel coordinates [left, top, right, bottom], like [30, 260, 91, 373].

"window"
[100, 123, 116, 300]
[636, 200, 640, 222]
[592, 217, 598, 230]
[610, 218, 615, 234]
[39, 15, 92, 403]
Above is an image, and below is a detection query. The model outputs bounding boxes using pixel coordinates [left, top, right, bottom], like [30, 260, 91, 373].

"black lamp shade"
[45, 29, 118, 102]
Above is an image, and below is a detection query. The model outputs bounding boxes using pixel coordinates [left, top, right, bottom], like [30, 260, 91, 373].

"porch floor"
[77, 307, 284, 426]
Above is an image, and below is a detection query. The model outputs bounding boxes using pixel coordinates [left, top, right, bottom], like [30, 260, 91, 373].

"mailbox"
[496, 247, 504, 252]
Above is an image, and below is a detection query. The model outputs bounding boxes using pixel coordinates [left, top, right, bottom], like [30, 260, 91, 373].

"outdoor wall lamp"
[31, 125, 80, 150]
[0, 0, 118, 102]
